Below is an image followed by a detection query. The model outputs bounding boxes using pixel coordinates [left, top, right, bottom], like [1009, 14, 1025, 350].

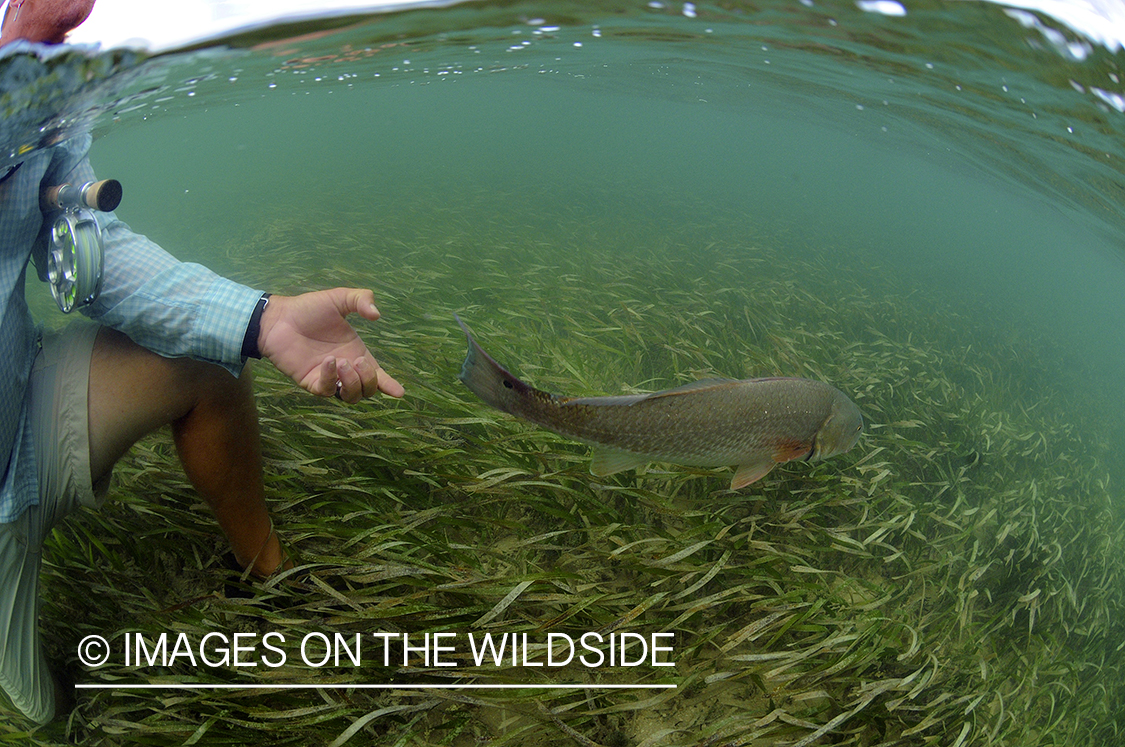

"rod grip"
[41, 184, 69, 210]
[81, 179, 123, 211]
[41, 179, 123, 212]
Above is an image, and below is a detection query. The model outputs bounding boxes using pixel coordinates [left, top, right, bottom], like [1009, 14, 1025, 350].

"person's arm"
[88, 219, 263, 376]
[0, 0, 94, 47]
[46, 137, 403, 398]
[37, 137, 261, 375]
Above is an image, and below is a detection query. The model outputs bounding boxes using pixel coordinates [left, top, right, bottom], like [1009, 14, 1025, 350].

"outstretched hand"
[257, 288, 405, 403]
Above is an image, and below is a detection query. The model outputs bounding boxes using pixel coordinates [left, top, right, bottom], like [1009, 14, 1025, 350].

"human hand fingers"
[365, 357, 404, 398]
[334, 358, 363, 404]
[332, 288, 380, 323]
[329, 356, 405, 402]
[310, 356, 338, 398]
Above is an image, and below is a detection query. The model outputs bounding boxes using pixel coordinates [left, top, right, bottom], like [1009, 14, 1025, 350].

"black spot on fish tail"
[455, 313, 547, 414]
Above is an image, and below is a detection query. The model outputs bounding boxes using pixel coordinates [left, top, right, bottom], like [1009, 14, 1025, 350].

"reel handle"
[41, 179, 122, 212]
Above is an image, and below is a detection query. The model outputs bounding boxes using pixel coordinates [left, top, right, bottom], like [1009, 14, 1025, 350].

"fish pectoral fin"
[730, 459, 777, 489]
[773, 440, 814, 463]
[589, 446, 649, 477]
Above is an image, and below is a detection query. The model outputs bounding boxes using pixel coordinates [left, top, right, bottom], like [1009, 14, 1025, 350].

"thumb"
[333, 288, 380, 322]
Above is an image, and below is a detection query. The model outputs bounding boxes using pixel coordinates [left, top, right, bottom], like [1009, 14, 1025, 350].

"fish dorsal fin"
[730, 458, 777, 489]
[563, 393, 651, 407]
[562, 378, 740, 408]
[645, 378, 741, 401]
[589, 446, 649, 477]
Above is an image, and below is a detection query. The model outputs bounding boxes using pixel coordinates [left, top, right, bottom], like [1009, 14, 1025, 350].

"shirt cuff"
[195, 275, 267, 375]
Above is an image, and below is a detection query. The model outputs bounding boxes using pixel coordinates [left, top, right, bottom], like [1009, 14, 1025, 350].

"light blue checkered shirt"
[0, 134, 263, 523]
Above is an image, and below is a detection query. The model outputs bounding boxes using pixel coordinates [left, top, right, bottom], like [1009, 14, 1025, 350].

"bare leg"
[87, 328, 286, 577]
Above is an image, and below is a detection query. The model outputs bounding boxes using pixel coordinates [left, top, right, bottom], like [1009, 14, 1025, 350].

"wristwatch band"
[241, 293, 271, 359]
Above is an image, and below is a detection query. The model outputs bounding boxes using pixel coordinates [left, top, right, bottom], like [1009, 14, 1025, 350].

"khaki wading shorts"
[0, 322, 109, 724]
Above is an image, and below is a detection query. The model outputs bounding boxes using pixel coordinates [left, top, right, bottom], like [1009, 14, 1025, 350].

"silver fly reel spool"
[41, 179, 121, 313]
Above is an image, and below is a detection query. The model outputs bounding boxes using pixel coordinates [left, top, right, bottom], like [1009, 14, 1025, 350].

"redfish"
[455, 315, 863, 489]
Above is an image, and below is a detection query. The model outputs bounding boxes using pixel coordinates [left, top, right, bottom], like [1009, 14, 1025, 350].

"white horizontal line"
[75, 683, 677, 690]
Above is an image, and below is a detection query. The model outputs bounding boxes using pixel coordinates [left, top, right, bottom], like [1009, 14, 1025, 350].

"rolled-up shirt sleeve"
[85, 219, 263, 375]
[46, 136, 263, 376]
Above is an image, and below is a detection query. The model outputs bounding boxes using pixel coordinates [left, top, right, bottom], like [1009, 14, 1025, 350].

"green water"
[9, 1, 1125, 744]
[85, 2, 1125, 426]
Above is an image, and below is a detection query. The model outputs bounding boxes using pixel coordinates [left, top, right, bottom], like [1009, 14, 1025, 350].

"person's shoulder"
[52, 131, 93, 159]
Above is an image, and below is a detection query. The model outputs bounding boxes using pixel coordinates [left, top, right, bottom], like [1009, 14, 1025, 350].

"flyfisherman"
[0, 0, 405, 724]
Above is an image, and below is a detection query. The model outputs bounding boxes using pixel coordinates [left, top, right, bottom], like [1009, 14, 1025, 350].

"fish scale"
[456, 315, 864, 489]
[546, 385, 821, 461]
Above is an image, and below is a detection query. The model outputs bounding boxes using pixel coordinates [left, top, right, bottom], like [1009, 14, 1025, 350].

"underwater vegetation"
[17, 184, 1123, 746]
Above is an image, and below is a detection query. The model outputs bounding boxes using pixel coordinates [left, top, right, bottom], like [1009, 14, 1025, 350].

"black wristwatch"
[241, 293, 271, 359]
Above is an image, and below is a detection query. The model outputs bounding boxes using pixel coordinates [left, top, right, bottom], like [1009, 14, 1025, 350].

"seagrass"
[14, 182, 1122, 746]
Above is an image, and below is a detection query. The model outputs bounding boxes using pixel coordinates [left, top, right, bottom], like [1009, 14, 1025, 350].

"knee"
[91, 327, 253, 424]
[171, 357, 254, 416]
[88, 329, 256, 482]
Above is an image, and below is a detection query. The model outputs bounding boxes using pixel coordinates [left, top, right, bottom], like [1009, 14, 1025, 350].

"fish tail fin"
[455, 314, 534, 415]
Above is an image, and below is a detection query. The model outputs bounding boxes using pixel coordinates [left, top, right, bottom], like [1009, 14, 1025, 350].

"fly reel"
[40, 179, 121, 313]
